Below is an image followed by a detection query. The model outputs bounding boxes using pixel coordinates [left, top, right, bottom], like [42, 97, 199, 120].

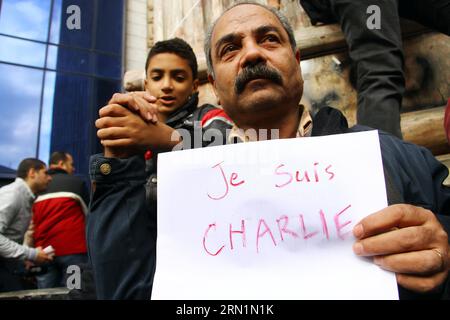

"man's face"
[30, 167, 52, 194]
[145, 53, 199, 120]
[61, 154, 75, 175]
[209, 4, 303, 126]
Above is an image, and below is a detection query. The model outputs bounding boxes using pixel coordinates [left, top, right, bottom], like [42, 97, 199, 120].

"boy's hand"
[96, 105, 181, 157]
[108, 92, 159, 124]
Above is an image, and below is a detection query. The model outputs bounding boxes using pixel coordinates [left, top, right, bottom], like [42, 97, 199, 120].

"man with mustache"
[235, 64, 283, 95]
[88, 2, 449, 299]
[207, 1, 449, 299]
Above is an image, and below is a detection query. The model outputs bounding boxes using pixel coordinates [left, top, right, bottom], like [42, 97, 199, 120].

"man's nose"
[240, 41, 267, 70]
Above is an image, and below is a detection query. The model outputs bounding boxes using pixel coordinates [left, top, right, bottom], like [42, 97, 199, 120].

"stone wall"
[125, 0, 148, 72]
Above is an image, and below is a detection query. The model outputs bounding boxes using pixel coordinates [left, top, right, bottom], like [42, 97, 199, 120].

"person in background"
[300, 0, 450, 139]
[32, 151, 89, 289]
[0, 158, 53, 292]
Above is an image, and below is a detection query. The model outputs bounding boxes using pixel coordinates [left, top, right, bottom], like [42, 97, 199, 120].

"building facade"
[0, 0, 126, 181]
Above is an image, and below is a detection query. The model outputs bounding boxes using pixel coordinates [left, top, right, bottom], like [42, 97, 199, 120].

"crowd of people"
[0, 152, 89, 293]
[1, 0, 449, 299]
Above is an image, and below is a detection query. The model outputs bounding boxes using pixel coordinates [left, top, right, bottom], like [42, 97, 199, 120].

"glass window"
[0, 0, 124, 179]
[0, 0, 51, 42]
[49, 0, 62, 44]
[57, 0, 93, 50]
[0, 35, 47, 68]
[95, 0, 124, 54]
[54, 46, 90, 73]
[94, 53, 122, 79]
[46, 44, 59, 69]
[51, 72, 92, 175]
[38, 71, 57, 165]
[0, 63, 43, 170]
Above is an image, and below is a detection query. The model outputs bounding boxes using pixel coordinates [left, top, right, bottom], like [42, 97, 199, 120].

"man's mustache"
[235, 63, 283, 94]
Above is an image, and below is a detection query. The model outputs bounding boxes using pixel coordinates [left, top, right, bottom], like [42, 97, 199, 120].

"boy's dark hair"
[145, 37, 198, 80]
[49, 151, 68, 165]
[17, 158, 46, 179]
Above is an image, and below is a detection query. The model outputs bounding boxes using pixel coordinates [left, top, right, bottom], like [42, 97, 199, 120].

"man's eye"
[151, 76, 162, 81]
[221, 44, 238, 56]
[263, 35, 279, 43]
[175, 76, 185, 82]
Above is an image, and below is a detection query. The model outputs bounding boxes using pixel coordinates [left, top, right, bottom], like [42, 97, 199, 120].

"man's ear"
[295, 49, 301, 65]
[207, 74, 221, 105]
[144, 78, 148, 91]
[27, 168, 36, 180]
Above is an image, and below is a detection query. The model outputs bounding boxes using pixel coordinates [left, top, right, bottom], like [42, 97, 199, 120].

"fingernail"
[353, 224, 364, 238]
[353, 242, 364, 255]
[147, 112, 152, 121]
[152, 114, 158, 123]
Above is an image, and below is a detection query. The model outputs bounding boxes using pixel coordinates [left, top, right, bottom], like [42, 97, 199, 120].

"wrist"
[155, 124, 182, 152]
[26, 247, 38, 261]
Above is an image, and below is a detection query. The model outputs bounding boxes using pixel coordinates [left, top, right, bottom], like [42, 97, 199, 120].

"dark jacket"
[299, 0, 336, 25]
[88, 107, 450, 299]
[43, 168, 89, 205]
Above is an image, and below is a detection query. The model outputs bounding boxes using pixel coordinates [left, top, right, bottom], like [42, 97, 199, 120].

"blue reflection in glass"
[49, 0, 62, 44]
[0, 63, 42, 169]
[0, 35, 47, 68]
[38, 71, 56, 165]
[55, 46, 90, 73]
[94, 53, 122, 79]
[0, 0, 51, 42]
[0, 0, 124, 178]
[46, 44, 58, 69]
[57, 0, 93, 49]
[51, 71, 91, 175]
[96, 0, 124, 54]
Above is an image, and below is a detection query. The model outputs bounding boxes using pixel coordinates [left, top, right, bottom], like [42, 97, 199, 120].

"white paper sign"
[152, 130, 399, 300]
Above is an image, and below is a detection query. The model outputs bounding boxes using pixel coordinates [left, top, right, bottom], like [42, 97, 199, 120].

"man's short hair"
[204, 1, 297, 78]
[17, 158, 46, 179]
[145, 37, 198, 80]
[49, 151, 68, 166]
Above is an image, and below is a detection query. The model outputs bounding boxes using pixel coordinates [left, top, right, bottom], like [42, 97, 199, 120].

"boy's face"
[145, 53, 199, 119]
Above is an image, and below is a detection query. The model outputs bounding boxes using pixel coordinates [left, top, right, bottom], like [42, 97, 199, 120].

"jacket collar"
[48, 168, 68, 175]
[227, 104, 313, 143]
[165, 92, 199, 127]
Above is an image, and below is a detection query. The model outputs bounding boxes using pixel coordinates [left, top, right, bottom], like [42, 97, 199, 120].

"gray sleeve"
[0, 189, 19, 234]
[0, 233, 37, 260]
[0, 189, 38, 261]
